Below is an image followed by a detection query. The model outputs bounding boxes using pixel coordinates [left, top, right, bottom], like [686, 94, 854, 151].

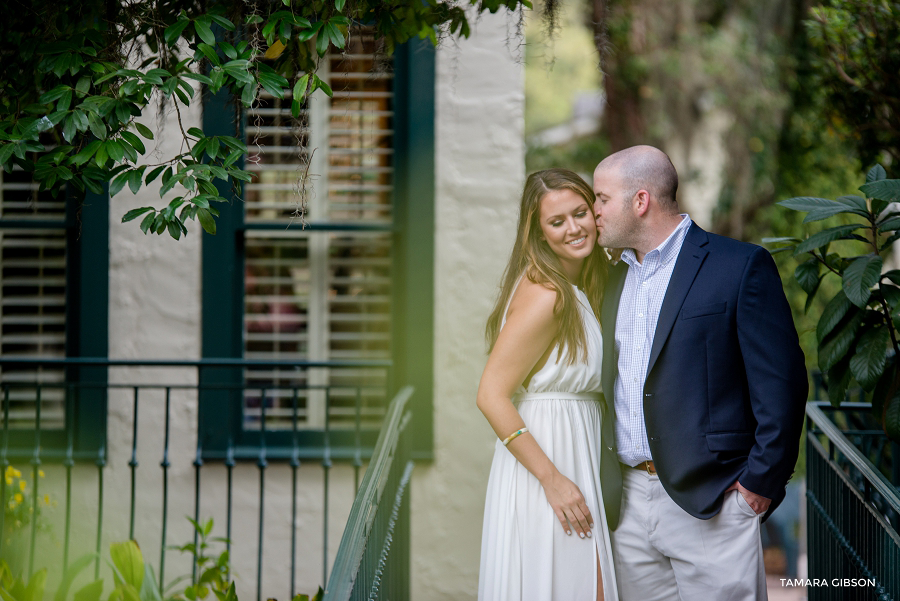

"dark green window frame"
[199, 39, 435, 461]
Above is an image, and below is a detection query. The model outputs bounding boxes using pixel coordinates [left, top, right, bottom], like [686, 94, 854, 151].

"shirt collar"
[620, 214, 692, 268]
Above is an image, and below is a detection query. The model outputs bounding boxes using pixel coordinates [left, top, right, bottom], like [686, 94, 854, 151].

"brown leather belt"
[626, 460, 656, 475]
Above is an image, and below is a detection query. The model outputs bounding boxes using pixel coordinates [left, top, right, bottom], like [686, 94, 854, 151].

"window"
[0, 165, 109, 458]
[200, 33, 434, 460]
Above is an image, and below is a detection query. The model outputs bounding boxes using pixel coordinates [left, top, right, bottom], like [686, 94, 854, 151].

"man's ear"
[633, 189, 651, 217]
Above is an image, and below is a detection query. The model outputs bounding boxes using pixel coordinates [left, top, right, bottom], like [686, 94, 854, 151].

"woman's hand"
[540, 470, 594, 538]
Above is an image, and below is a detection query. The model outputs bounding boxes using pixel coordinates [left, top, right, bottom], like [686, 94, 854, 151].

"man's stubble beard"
[597, 211, 641, 251]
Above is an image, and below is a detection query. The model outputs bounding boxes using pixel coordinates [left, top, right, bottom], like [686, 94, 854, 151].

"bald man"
[593, 146, 807, 600]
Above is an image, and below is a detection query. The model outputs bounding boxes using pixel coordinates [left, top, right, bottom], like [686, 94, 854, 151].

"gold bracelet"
[502, 427, 529, 446]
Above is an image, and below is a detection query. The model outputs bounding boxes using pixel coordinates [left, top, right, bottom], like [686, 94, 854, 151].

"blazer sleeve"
[735, 246, 808, 500]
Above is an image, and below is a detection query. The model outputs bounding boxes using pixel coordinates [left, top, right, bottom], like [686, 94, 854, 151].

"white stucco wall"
[412, 11, 525, 601]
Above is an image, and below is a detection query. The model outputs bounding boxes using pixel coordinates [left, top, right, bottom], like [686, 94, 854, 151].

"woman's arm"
[476, 278, 594, 538]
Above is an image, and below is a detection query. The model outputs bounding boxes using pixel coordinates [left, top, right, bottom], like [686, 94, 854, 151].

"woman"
[477, 168, 616, 601]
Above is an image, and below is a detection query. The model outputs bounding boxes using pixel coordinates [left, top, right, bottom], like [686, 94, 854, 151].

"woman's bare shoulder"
[506, 276, 559, 324]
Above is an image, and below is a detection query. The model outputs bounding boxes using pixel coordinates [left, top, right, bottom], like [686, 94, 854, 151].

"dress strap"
[513, 391, 603, 402]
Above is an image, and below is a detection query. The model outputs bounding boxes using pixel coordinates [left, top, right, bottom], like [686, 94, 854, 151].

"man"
[594, 145, 807, 600]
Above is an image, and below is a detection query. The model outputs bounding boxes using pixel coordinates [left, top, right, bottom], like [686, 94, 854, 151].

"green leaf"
[794, 259, 820, 295]
[94, 142, 109, 167]
[182, 72, 214, 86]
[315, 27, 330, 56]
[39, 85, 71, 104]
[207, 137, 220, 159]
[311, 74, 332, 97]
[122, 207, 155, 222]
[75, 76, 91, 97]
[164, 19, 191, 46]
[196, 44, 221, 66]
[126, 167, 145, 194]
[335, 0, 346, 10]
[88, 113, 107, 139]
[762, 236, 800, 245]
[209, 14, 236, 31]
[109, 172, 130, 197]
[55, 554, 97, 601]
[145, 165, 166, 185]
[241, 83, 256, 107]
[167, 220, 182, 240]
[826, 358, 852, 407]
[859, 179, 900, 202]
[62, 116, 77, 143]
[879, 216, 900, 232]
[842, 254, 883, 307]
[324, 22, 345, 49]
[193, 17, 216, 46]
[882, 284, 900, 311]
[885, 393, 900, 443]
[867, 164, 887, 183]
[107, 140, 125, 162]
[73, 580, 104, 601]
[197, 208, 216, 234]
[134, 122, 154, 140]
[110, 541, 144, 591]
[883, 270, 900, 286]
[795, 224, 865, 256]
[119, 131, 146, 155]
[818, 309, 864, 372]
[836, 195, 868, 212]
[850, 327, 890, 391]
[139, 211, 156, 234]
[779, 196, 841, 213]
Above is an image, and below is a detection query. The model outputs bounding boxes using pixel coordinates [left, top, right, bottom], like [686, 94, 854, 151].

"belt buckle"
[643, 461, 656, 475]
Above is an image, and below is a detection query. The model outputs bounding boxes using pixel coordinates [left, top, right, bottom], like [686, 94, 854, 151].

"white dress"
[478, 279, 618, 601]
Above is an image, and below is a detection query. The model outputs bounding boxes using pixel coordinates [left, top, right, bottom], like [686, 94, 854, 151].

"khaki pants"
[610, 467, 766, 601]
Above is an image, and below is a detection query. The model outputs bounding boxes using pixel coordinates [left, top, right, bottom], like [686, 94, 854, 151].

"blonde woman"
[478, 168, 618, 601]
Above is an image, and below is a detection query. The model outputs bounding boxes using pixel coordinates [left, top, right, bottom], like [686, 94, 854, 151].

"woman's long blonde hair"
[485, 168, 609, 364]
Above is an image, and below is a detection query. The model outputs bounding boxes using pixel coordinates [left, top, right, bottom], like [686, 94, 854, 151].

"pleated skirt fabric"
[478, 392, 618, 601]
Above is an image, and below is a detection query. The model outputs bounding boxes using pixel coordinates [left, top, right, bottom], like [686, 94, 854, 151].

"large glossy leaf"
[826, 359, 852, 407]
[794, 259, 820, 295]
[818, 309, 864, 372]
[859, 179, 900, 202]
[779, 196, 840, 213]
[849, 327, 890, 390]
[885, 394, 900, 443]
[836, 195, 869, 211]
[867, 164, 887, 183]
[795, 224, 864, 255]
[842, 254, 883, 307]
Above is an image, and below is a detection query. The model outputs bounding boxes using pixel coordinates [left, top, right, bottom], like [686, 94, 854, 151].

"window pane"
[243, 29, 392, 431]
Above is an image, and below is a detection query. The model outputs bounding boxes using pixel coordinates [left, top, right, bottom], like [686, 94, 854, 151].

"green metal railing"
[0, 357, 400, 601]
[806, 402, 900, 601]
[324, 387, 413, 601]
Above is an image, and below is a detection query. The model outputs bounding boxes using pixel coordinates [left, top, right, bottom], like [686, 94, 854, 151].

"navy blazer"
[600, 223, 807, 522]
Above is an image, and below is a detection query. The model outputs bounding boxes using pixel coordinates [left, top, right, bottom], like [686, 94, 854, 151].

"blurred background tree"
[525, 0, 897, 380]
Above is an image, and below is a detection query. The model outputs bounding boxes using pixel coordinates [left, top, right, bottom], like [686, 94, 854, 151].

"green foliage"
[769, 163, 900, 441]
[805, 0, 900, 167]
[165, 518, 230, 601]
[0, 0, 531, 239]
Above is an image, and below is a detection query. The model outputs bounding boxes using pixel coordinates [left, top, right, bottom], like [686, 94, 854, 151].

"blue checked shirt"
[614, 214, 692, 466]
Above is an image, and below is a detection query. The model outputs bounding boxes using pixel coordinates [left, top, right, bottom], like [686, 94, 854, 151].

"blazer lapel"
[645, 223, 710, 377]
